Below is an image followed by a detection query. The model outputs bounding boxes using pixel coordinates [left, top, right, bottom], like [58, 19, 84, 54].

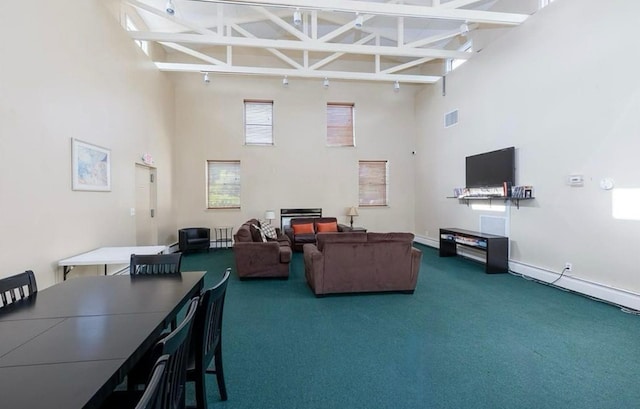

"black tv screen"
[465, 147, 515, 188]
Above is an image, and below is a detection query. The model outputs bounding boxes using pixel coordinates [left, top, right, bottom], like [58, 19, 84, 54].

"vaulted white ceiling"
[119, 0, 536, 84]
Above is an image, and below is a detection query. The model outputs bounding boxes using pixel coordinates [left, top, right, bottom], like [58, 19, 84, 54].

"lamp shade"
[264, 210, 276, 220]
[347, 206, 359, 217]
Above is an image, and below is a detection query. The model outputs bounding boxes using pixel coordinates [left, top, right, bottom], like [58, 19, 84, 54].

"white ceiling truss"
[121, 0, 532, 84]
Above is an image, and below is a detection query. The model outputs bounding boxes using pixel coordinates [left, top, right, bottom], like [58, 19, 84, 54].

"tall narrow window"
[359, 160, 388, 206]
[244, 100, 273, 145]
[125, 15, 149, 56]
[327, 103, 355, 147]
[539, 0, 555, 8]
[206, 161, 240, 209]
[446, 41, 472, 73]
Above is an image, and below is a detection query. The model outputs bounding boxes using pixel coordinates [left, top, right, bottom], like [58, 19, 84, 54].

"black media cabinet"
[439, 228, 508, 274]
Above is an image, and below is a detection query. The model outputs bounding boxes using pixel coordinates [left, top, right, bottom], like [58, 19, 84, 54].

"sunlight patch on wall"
[471, 203, 506, 212]
[612, 188, 640, 221]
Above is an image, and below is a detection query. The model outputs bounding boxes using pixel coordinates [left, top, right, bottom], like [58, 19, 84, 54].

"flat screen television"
[465, 147, 515, 188]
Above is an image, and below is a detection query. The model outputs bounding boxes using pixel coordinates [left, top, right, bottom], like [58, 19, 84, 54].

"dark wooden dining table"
[0, 272, 206, 408]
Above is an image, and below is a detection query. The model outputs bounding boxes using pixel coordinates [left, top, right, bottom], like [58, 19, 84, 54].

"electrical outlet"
[565, 262, 572, 272]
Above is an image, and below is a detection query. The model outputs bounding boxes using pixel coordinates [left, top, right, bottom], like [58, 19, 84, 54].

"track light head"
[282, 75, 289, 87]
[323, 77, 329, 88]
[460, 22, 470, 35]
[293, 9, 302, 26]
[394, 81, 400, 92]
[203, 72, 210, 84]
[165, 0, 175, 15]
[355, 13, 364, 29]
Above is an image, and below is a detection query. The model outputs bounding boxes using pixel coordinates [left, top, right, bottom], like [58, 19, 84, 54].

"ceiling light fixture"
[282, 75, 289, 87]
[323, 77, 329, 88]
[293, 9, 302, 26]
[355, 13, 364, 29]
[394, 81, 400, 92]
[203, 72, 210, 84]
[165, 0, 176, 15]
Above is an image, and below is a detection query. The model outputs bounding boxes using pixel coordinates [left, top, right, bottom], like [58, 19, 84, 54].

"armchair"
[179, 227, 211, 253]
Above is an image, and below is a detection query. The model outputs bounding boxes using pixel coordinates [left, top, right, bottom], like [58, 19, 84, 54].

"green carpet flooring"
[180, 245, 640, 409]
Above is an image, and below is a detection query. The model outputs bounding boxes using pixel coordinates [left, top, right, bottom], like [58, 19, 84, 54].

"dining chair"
[187, 268, 231, 408]
[130, 253, 183, 330]
[130, 253, 182, 275]
[0, 270, 37, 307]
[104, 297, 199, 409]
[134, 354, 168, 409]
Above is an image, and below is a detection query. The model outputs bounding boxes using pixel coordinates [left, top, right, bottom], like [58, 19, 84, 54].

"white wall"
[415, 0, 640, 293]
[0, 0, 176, 287]
[172, 74, 419, 233]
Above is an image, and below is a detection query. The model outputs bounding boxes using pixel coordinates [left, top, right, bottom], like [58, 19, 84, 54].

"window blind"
[327, 103, 354, 147]
[244, 101, 273, 145]
[358, 160, 388, 206]
[207, 160, 240, 209]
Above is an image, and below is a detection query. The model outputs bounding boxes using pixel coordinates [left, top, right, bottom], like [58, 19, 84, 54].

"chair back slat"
[194, 269, 231, 370]
[130, 254, 182, 275]
[0, 270, 37, 307]
[156, 297, 198, 409]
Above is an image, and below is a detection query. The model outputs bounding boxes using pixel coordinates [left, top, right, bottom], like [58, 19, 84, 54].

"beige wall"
[172, 74, 418, 233]
[0, 0, 176, 287]
[415, 0, 640, 292]
[6, 0, 638, 299]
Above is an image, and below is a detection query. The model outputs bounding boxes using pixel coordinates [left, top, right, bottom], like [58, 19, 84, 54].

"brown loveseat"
[233, 219, 292, 279]
[284, 217, 351, 252]
[303, 232, 422, 296]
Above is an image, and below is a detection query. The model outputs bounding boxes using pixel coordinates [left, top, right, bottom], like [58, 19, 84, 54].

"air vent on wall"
[444, 109, 459, 128]
[480, 215, 507, 237]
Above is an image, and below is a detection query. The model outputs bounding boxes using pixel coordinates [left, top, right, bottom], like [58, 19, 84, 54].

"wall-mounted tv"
[465, 147, 515, 188]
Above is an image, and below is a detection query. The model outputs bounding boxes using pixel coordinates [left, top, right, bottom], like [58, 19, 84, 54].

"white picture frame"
[71, 138, 111, 191]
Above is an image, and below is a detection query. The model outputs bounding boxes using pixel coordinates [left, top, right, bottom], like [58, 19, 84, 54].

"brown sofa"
[303, 232, 422, 296]
[233, 219, 292, 279]
[284, 217, 351, 252]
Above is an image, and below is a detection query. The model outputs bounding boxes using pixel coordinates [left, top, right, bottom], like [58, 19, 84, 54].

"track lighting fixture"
[293, 9, 302, 26]
[203, 72, 210, 84]
[355, 13, 364, 29]
[282, 75, 289, 87]
[165, 0, 175, 15]
[394, 81, 400, 92]
[323, 77, 329, 88]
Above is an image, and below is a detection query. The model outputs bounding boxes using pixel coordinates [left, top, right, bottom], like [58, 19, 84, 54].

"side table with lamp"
[346, 206, 366, 232]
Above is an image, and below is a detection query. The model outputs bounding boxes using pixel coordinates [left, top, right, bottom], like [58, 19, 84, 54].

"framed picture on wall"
[71, 138, 111, 191]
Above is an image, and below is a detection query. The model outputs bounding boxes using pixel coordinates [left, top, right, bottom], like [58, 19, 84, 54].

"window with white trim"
[244, 100, 273, 145]
[327, 103, 355, 147]
[206, 160, 240, 209]
[446, 42, 472, 73]
[358, 160, 388, 206]
[539, 0, 555, 9]
[125, 15, 149, 56]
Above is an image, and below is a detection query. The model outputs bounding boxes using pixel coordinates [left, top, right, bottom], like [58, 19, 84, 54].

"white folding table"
[58, 245, 167, 280]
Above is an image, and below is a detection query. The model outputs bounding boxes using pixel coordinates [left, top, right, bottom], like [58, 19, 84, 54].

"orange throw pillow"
[316, 222, 338, 232]
[292, 223, 314, 234]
